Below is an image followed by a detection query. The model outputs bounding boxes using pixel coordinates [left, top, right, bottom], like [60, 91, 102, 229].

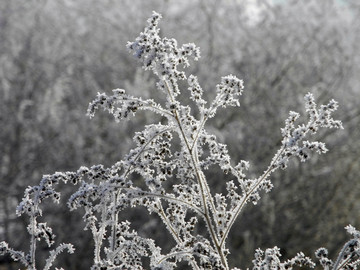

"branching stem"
[164, 79, 228, 269]
[220, 146, 286, 248]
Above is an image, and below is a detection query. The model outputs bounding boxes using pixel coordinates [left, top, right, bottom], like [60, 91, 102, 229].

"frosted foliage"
[0, 11, 356, 270]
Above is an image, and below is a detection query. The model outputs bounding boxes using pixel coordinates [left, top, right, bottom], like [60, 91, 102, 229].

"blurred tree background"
[0, 0, 359, 269]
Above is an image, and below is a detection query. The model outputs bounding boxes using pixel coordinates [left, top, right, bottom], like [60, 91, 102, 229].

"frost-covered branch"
[0, 11, 352, 270]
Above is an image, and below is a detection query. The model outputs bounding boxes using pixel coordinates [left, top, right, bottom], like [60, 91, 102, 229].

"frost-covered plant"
[0, 11, 357, 270]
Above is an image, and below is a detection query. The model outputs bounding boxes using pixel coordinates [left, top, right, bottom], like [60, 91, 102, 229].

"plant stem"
[220, 146, 285, 248]
[164, 79, 228, 269]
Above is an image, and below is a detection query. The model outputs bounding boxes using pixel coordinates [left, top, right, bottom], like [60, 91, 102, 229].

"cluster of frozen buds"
[253, 246, 315, 270]
[315, 225, 360, 270]
[274, 92, 343, 170]
[0, 11, 350, 270]
[127, 11, 200, 99]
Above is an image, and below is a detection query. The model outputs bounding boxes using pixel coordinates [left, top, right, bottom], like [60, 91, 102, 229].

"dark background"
[1, 0, 360, 269]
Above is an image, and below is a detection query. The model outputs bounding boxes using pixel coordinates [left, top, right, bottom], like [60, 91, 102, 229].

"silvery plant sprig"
[1, 11, 357, 270]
